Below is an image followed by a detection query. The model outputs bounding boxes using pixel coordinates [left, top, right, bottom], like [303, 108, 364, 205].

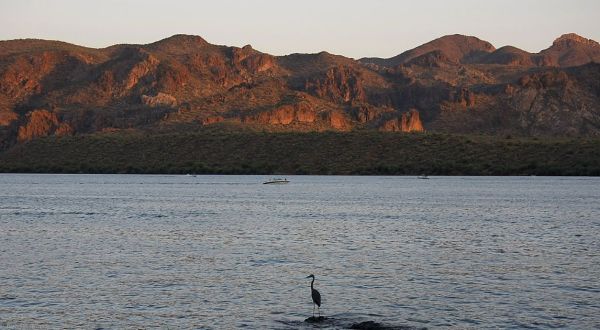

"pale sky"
[1, 0, 599, 59]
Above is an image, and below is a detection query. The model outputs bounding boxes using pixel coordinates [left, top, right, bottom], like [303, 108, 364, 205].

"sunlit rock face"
[380, 109, 424, 133]
[17, 109, 73, 142]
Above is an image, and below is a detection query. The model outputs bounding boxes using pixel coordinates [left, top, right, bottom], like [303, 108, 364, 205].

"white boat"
[417, 174, 429, 179]
[263, 178, 289, 184]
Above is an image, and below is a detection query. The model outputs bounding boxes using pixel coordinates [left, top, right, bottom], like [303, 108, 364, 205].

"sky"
[1, 0, 599, 59]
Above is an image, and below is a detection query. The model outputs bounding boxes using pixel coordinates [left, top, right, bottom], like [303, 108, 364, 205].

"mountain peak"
[438, 34, 496, 49]
[156, 34, 208, 44]
[144, 34, 212, 55]
[360, 34, 496, 67]
[538, 33, 600, 67]
[146, 34, 209, 48]
[552, 33, 599, 48]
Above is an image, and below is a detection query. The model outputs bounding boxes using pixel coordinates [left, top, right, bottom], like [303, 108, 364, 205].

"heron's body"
[311, 280, 321, 307]
[307, 274, 321, 317]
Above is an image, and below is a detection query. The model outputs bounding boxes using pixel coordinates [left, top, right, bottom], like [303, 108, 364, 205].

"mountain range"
[1, 33, 599, 149]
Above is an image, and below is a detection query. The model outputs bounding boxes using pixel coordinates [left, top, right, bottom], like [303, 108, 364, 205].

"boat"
[417, 174, 429, 179]
[263, 178, 289, 184]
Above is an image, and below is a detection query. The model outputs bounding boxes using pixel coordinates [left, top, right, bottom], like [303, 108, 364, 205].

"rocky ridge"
[1, 33, 599, 148]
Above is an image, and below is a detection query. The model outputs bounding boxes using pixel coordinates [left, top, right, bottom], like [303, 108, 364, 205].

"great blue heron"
[306, 274, 321, 317]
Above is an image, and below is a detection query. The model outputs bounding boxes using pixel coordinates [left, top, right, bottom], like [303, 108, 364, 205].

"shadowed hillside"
[1, 130, 599, 176]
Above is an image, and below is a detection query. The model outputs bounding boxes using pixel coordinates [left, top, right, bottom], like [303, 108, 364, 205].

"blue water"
[0, 175, 599, 329]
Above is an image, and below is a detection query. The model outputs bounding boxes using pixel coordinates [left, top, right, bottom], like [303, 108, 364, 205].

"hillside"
[1, 33, 600, 154]
[1, 130, 599, 176]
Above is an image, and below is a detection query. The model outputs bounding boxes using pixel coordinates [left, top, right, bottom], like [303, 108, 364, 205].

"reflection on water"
[0, 175, 599, 329]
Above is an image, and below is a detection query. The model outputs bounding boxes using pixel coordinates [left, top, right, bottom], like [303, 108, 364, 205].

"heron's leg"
[313, 303, 316, 317]
[318, 306, 321, 317]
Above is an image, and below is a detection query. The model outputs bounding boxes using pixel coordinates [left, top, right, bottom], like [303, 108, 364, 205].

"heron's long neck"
[310, 278, 314, 289]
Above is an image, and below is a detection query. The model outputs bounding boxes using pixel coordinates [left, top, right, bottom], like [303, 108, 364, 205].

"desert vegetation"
[1, 130, 598, 175]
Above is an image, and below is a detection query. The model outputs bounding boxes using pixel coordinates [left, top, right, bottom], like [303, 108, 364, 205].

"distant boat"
[263, 178, 289, 184]
[417, 174, 429, 179]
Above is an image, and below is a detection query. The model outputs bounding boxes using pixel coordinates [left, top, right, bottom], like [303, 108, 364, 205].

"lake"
[0, 174, 599, 329]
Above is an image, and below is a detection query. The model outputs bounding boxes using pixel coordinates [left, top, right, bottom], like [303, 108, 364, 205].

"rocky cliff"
[380, 109, 424, 132]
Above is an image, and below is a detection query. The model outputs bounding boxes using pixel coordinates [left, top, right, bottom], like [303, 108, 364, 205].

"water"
[0, 174, 599, 329]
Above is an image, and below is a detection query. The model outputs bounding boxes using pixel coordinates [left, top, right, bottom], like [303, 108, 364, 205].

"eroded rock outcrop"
[252, 105, 295, 125]
[242, 102, 317, 126]
[305, 66, 366, 103]
[328, 110, 351, 130]
[452, 88, 476, 107]
[17, 109, 72, 141]
[141, 92, 177, 107]
[295, 103, 317, 123]
[380, 109, 424, 132]
[352, 105, 381, 123]
[120, 49, 160, 90]
[231, 45, 276, 73]
[403, 109, 424, 132]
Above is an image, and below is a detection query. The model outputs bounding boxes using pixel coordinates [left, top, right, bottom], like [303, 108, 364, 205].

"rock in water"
[350, 320, 426, 330]
[305, 316, 327, 323]
[351, 321, 387, 329]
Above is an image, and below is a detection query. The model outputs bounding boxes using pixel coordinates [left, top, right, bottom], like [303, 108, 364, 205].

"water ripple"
[0, 175, 599, 329]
